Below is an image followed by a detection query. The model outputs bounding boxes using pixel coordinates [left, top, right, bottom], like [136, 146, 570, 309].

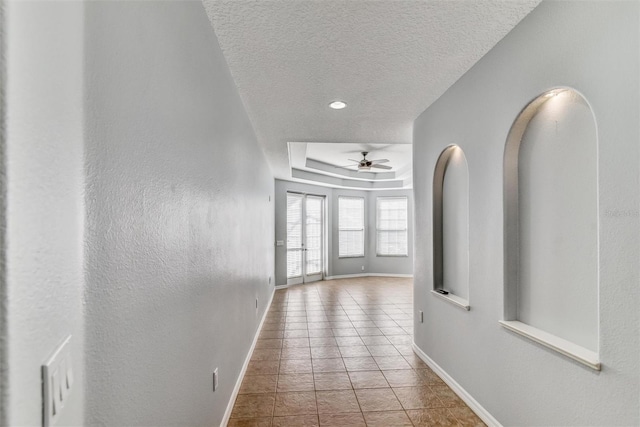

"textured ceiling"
[203, 0, 540, 183]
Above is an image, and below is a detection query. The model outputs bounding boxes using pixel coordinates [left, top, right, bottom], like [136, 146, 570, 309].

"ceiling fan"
[343, 152, 392, 171]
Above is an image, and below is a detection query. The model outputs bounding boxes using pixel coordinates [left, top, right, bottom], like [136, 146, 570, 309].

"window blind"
[377, 197, 408, 256]
[305, 196, 323, 275]
[287, 193, 303, 278]
[338, 196, 364, 257]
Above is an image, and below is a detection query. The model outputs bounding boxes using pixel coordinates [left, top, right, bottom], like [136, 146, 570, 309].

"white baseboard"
[274, 284, 289, 290]
[324, 273, 368, 280]
[324, 273, 413, 280]
[367, 273, 413, 278]
[221, 288, 275, 427]
[412, 343, 502, 427]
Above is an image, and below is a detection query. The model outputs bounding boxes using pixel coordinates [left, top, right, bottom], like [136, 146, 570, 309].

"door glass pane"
[287, 193, 303, 278]
[305, 196, 322, 275]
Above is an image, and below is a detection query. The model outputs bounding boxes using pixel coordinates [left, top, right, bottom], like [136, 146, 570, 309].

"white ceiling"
[203, 0, 540, 187]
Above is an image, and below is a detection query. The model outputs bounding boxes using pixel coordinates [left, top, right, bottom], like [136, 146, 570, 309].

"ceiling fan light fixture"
[329, 100, 347, 110]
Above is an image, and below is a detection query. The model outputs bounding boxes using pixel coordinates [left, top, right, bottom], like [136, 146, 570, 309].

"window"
[377, 197, 408, 256]
[338, 196, 364, 257]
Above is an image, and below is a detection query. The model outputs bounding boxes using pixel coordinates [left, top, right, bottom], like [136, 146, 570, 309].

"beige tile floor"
[229, 277, 485, 427]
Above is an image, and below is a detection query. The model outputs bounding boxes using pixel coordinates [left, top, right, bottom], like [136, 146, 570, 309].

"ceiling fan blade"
[372, 164, 392, 170]
[370, 159, 389, 164]
[337, 164, 357, 168]
[347, 159, 361, 163]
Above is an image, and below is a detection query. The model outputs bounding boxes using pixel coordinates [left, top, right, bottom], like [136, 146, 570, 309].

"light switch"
[43, 336, 73, 427]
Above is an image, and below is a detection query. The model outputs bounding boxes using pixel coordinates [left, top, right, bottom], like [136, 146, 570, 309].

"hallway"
[3, 1, 638, 426]
[230, 277, 483, 426]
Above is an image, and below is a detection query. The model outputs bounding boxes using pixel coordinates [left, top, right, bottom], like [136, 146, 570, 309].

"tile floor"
[229, 277, 485, 427]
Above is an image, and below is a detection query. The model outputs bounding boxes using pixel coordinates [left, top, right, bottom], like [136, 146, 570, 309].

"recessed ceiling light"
[329, 101, 347, 110]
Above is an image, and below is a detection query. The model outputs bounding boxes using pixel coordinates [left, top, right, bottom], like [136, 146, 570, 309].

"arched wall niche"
[432, 145, 470, 311]
[502, 87, 600, 370]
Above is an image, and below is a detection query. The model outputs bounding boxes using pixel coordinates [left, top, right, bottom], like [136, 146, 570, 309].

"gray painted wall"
[275, 180, 413, 286]
[413, 1, 639, 425]
[83, 2, 274, 426]
[4, 1, 86, 425]
[3, 3, 274, 425]
[0, 0, 7, 424]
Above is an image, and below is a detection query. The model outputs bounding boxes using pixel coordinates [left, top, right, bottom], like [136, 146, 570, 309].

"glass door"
[287, 192, 325, 285]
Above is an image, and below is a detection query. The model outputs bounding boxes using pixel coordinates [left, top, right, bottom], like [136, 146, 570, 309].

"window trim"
[376, 196, 409, 257]
[338, 196, 365, 258]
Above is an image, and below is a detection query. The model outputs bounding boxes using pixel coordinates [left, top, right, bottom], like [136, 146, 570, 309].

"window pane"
[377, 230, 408, 256]
[287, 250, 302, 278]
[377, 198, 407, 230]
[287, 193, 303, 249]
[377, 197, 408, 256]
[339, 230, 364, 257]
[338, 197, 364, 257]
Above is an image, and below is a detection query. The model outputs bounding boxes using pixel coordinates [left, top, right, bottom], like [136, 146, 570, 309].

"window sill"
[430, 290, 470, 311]
[338, 255, 365, 259]
[499, 320, 601, 370]
[376, 254, 409, 257]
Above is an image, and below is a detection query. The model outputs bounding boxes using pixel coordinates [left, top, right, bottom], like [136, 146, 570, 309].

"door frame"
[286, 191, 326, 285]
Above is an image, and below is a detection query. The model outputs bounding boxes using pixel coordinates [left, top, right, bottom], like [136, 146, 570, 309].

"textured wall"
[274, 180, 413, 286]
[413, 1, 639, 425]
[83, 2, 274, 425]
[5, 1, 85, 425]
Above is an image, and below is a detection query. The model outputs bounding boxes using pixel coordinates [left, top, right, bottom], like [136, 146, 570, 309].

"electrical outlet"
[42, 336, 74, 427]
[213, 368, 219, 391]
[420, 310, 424, 323]
[361, 266, 365, 271]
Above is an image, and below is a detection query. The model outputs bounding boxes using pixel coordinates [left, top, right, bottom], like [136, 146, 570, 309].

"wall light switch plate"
[42, 336, 73, 427]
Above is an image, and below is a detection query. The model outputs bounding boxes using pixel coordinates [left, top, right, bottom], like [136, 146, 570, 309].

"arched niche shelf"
[501, 87, 600, 370]
[432, 145, 470, 311]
